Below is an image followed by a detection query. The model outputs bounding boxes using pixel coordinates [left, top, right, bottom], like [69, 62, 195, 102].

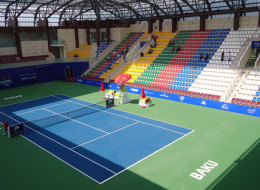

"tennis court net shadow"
[206, 138, 260, 190]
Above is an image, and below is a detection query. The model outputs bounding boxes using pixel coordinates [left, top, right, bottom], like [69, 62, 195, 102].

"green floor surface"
[0, 81, 259, 190]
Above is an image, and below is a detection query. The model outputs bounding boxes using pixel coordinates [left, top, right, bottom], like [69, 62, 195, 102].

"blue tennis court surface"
[0, 94, 194, 183]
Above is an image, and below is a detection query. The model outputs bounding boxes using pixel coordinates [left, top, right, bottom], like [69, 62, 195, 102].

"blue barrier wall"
[0, 62, 88, 90]
[77, 78, 260, 118]
[252, 41, 260, 48]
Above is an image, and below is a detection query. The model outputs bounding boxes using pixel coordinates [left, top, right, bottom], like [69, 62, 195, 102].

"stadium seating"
[67, 44, 92, 58]
[86, 32, 144, 79]
[232, 70, 260, 108]
[0, 55, 48, 64]
[96, 40, 114, 57]
[115, 31, 177, 84]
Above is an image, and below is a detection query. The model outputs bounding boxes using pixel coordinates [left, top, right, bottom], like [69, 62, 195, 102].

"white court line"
[20, 135, 103, 184]
[15, 101, 71, 116]
[52, 95, 186, 135]
[0, 94, 62, 108]
[42, 108, 109, 134]
[54, 94, 194, 131]
[99, 129, 195, 184]
[1, 94, 195, 183]
[0, 111, 116, 175]
[71, 121, 140, 150]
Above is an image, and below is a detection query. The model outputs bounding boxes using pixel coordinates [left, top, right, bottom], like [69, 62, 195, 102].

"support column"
[45, 18, 51, 52]
[74, 20, 79, 48]
[106, 19, 111, 42]
[200, 14, 206, 31]
[96, 19, 101, 47]
[14, 18, 22, 57]
[159, 18, 163, 32]
[85, 20, 91, 45]
[172, 17, 177, 33]
[258, 10, 260, 27]
[233, 12, 240, 31]
[148, 19, 153, 34]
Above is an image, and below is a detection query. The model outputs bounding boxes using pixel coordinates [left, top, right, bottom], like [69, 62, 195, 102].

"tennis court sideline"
[0, 94, 193, 183]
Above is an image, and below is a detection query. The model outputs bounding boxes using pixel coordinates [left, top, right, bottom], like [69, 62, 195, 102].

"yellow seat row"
[67, 43, 92, 58]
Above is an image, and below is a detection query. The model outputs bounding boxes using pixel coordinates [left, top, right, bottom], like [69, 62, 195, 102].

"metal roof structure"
[0, 0, 259, 26]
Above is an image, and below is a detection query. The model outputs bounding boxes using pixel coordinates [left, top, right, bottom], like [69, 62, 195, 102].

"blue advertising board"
[76, 78, 260, 117]
[252, 41, 260, 48]
[77, 78, 110, 88]
[108, 81, 260, 118]
[0, 62, 89, 90]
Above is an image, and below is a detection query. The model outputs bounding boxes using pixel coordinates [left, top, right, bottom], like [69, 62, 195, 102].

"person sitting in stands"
[204, 53, 209, 60]
[200, 53, 203, 60]
[112, 51, 117, 57]
[140, 52, 144, 57]
[172, 46, 175, 52]
[228, 51, 231, 62]
[154, 34, 158, 43]
[148, 49, 153, 54]
[177, 46, 181, 52]
[221, 51, 225, 61]
[168, 40, 172, 45]
[107, 56, 111, 61]
[73, 54, 79, 58]
[152, 43, 157, 48]
[172, 39, 175, 46]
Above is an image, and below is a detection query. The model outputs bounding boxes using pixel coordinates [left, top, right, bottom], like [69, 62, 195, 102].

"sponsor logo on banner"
[19, 73, 37, 81]
[0, 80, 12, 86]
[201, 100, 207, 105]
[77, 79, 83, 83]
[247, 108, 256, 114]
[144, 90, 153, 95]
[130, 88, 138, 92]
[179, 96, 185, 102]
[160, 93, 169, 98]
[221, 104, 229, 110]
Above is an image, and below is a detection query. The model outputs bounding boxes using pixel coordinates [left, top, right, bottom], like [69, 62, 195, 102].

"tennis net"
[20, 99, 113, 130]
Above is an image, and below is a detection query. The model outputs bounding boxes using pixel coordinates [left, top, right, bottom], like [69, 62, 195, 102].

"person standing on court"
[2, 121, 9, 136]
[34, 76, 38, 85]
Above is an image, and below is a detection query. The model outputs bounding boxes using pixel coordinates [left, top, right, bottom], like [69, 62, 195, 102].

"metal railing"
[255, 53, 260, 68]
[237, 41, 252, 67]
[82, 40, 119, 76]
[133, 38, 153, 62]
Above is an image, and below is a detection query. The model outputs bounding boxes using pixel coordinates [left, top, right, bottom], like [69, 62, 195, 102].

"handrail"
[237, 41, 252, 67]
[82, 40, 118, 76]
[255, 53, 260, 68]
[126, 35, 150, 62]
[125, 41, 141, 62]
[134, 38, 153, 62]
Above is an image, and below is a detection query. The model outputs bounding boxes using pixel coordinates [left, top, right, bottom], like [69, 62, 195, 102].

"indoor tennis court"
[0, 93, 193, 184]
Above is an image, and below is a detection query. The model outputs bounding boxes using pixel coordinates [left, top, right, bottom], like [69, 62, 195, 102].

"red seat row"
[231, 98, 260, 108]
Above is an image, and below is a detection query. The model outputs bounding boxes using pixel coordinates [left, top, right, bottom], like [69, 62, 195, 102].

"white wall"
[128, 16, 258, 32]
[130, 23, 148, 33]
[57, 29, 76, 53]
[206, 17, 234, 30]
[178, 20, 200, 31]
[240, 16, 259, 28]
[0, 47, 17, 56]
[21, 40, 48, 57]
[78, 29, 87, 46]
[111, 27, 130, 41]
[162, 22, 172, 32]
